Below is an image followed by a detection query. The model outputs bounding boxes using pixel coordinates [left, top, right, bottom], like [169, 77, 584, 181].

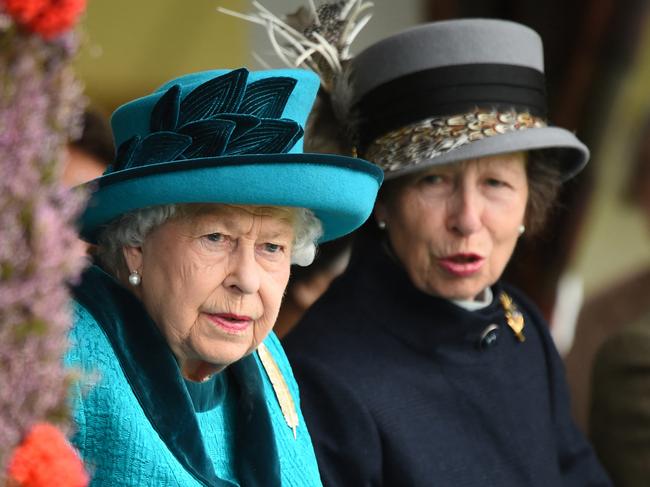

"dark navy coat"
[284, 242, 611, 487]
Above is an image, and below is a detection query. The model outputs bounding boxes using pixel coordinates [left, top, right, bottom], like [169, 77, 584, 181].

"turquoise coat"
[64, 266, 322, 486]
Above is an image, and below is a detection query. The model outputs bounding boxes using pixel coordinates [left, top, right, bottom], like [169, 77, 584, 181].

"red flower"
[4, 0, 87, 40]
[7, 423, 89, 487]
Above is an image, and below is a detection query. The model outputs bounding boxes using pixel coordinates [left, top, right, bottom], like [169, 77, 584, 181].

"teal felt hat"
[78, 68, 383, 243]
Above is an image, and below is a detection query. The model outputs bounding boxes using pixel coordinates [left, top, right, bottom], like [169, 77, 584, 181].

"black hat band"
[355, 63, 547, 150]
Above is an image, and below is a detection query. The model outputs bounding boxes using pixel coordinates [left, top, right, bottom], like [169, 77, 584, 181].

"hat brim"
[79, 153, 383, 243]
[383, 126, 589, 181]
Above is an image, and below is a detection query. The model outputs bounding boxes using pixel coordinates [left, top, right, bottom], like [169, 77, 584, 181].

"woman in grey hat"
[233, 6, 612, 485]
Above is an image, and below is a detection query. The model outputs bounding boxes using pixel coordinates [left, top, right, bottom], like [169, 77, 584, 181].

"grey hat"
[349, 18, 589, 180]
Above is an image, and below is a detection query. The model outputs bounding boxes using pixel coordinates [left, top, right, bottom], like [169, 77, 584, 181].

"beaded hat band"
[365, 108, 547, 173]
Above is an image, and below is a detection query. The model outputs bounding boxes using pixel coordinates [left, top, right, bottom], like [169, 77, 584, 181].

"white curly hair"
[97, 203, 323, 278]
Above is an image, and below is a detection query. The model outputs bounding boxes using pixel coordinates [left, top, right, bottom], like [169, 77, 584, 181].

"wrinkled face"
[376, 152, 528, 301]
[123, 204, 294, 380]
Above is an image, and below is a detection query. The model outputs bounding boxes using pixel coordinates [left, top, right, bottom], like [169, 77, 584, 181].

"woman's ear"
[122, 245, 143, 275]
[374, 199, 388, 225]
[373, 180, 401, 226]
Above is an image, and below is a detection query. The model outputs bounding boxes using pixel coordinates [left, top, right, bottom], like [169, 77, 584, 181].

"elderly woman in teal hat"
[64, 67, 382, 486]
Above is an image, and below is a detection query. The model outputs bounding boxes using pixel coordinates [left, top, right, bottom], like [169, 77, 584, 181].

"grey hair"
[97, 204, 323, 277]
[291, 206, 323, 266]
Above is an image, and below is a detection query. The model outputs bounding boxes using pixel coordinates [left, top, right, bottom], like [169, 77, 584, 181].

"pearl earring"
[377, 220, 387, 230]
[518, 225, 526, 235]
[128, 270, 141, 286]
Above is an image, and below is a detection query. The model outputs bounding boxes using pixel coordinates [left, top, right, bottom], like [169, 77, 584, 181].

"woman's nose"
[223, 245, 261, 294]
[447, 185, 483, 236]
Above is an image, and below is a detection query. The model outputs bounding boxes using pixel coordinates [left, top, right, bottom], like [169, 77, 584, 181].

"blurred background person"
[61, 108, 113, 261]
[570, 116, 650, 485]
[62, 108, 113, 187]
[275, 238, 352, 338]
[565, 115, 650, 432]
[589, 304, 650, 486]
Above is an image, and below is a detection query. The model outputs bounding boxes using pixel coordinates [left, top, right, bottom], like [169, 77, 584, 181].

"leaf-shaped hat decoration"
[239, 78, 297, 119]
[109, 69, 306, 174]
[227, 120, 303, 155]
[128, 132, 192, 169]
[178, 120, 236, 159]
[214, 114, 261, 141]
[112, 135, 141, 172]
[178, 68, 248, 126]
[150, 85, 181, 132]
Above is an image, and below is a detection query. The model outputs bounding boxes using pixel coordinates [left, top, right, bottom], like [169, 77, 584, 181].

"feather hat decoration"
[219, 1, 374, 153]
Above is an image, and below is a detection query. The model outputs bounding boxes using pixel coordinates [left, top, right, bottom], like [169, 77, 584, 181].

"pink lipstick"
[205, 313, 252, 333]
[438, 253, 484, 277]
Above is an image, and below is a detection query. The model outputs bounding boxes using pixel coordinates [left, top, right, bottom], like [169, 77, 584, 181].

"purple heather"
[0, 14, 87, 479]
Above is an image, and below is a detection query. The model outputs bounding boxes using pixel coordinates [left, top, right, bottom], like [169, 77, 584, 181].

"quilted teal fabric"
[65, 302, 322, 486]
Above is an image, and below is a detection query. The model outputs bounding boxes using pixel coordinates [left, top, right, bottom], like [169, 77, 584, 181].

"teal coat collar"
[73, 265, 280, 486]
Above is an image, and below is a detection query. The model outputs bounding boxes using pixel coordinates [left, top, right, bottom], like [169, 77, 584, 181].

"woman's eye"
[421, 174, 444, 185]
[206, 233, 224, 242]
[262, 243, 283, 254]
[485, 178, 508, 188]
